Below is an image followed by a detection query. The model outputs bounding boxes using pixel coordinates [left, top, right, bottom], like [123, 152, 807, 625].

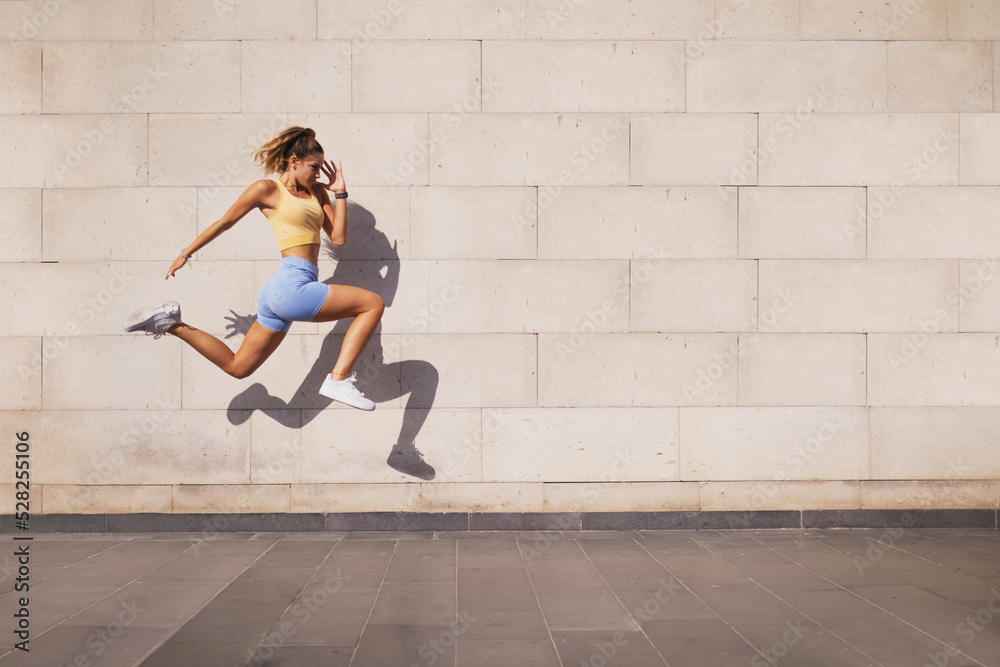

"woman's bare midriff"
[281, 243, 321, 265]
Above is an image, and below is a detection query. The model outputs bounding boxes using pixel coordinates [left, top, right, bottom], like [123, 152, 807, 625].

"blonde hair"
[254, 126, 324, 175]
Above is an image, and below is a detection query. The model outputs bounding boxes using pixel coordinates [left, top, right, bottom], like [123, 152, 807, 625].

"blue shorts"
[257, 257, 330, 334]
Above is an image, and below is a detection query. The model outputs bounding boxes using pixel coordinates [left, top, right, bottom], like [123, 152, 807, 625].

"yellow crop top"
[266, 179, 325, 250]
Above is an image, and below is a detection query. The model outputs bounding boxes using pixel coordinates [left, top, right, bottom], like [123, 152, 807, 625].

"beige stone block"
[538, 334, 739, 407]
[543, 482, 700, 512]
[65, 261, 253, 338]
[525, 0, 713, 39]
[291, 483, 421, 512]
[299, 407, 482, 483]
[0, 42, 40, 113]
[0, 263, 210, 337]
[0, 0, 154, 41]
[995, 42, 999, 111]
[4, 409, 250, 485]
[888, 42, 992, 112]
[42, 336, 181, 410]
[960, 113, 1000, 184]
[800, 0, 947, 40]
[539, 186, 737, 260]
[401, 334, 536, 407]
[740, 187, 866, 259]
[426, 260, 628, 333]
[632, 260, 756, 333]
[758, 260, 959, 332]
[679, 407, 871, 481]
[700, 481, 861, 511]
[948, 0, 1000, 39]
[688, 42, 886, 113]
[481, 408, 679, 483]
[869, 334, 1000, 406]
[739, 334, 867, 407]
[759, 113, 960, 186]
[182, 333, 402, 411]
[0, 189, 41, 262]
[250, 410, 301, 484]
[354, 40, 481, 112]
[173, 484, 290, 513]
[0, 114, 147, 188]
[715, 0, 799, 40]
[338, 190, 414, 263]
[43, 189, 197, 261]
[429, 113, 629, 186]
[242, 41, 351, 114]
[410, 187, 537, 259]
[871, 407, 1000, 478]
[154, 0, 314, 39]
[41, 485, 171, 514]
[43, 41, 240, 113]
[0, 338, 41, 410]
[306, 113, 431, 187]
[959, 258, 1000, 331]
[318, 0, 526, 40]
[0, 484, 19, 515]
[420, 482, 543, 512]
[483, 40, 684, 112]
[0, 265, 56, 335]
[324, 187, 412, 261]
[861, 480, 1000, 509]
[631, 114, 758, 186]
[148, 113, 308, 187]
[868, 187, 1000, 259]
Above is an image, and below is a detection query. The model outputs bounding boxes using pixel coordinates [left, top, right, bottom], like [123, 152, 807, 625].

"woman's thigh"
[312, 284, 384, 323]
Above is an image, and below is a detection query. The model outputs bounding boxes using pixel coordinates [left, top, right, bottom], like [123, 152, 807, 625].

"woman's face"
[292, 153, 324, 185]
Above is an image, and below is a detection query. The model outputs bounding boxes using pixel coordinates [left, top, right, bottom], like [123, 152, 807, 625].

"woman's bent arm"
[321, 194, 347, 246]
[317, 160, 347, 246]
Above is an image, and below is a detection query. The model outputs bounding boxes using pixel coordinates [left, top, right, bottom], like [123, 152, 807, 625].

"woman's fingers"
[165, 257, 186, 279]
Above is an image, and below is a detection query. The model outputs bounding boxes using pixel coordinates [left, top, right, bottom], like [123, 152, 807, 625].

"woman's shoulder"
[252, 178, 280, 193]
[245, 178, 280, 200]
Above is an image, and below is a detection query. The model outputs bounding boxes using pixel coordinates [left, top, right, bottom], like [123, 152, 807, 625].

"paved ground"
[0, 528, 998, 666]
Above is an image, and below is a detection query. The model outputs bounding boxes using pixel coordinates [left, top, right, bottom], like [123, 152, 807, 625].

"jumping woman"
[122, 127, 385, 411]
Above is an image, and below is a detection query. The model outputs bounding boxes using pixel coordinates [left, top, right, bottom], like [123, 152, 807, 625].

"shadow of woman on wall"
[225, 202, 438, 480]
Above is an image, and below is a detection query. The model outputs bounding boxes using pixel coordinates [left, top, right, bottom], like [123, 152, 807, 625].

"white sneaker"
[123, 301, 181, 338]
[319, 372, 375, 411]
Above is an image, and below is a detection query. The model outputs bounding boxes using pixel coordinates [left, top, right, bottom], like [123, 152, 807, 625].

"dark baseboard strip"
[581, 511, 802, 531]
[3, 510, 996, 533]
[802, 509, 997, 529]
[326, 512, 469, 532]
[107, 513, 327, 533]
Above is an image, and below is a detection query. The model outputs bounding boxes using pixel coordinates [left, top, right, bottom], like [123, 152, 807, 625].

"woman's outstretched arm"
[165, 179, 275, 279]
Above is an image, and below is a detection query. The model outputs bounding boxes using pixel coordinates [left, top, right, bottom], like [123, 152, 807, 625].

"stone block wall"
[2, 0, 1000, 515]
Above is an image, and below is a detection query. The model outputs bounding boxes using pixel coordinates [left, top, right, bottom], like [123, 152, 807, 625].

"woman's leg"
[169, 321, 286, 379]
[312, 284, 385, 378]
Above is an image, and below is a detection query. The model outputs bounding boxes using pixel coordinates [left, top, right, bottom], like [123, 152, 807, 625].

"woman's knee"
[228, 361, 257, 380]
[368, 292, 385, 315]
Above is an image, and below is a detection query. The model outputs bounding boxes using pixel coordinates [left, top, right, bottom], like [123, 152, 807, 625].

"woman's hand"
[319, 160, 346, 195]
[165, 255, 188, 280]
